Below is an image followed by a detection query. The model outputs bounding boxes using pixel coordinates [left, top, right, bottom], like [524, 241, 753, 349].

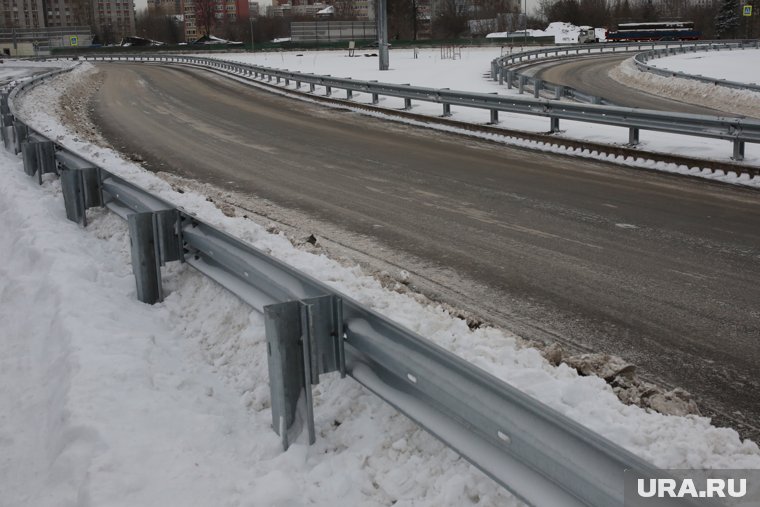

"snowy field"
[206, 47, 760, 185]
[2, 54, 760, 506]
[649, 48, 760, 85]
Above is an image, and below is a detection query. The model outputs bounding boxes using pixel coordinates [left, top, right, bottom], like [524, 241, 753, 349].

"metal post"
[534, 79, 541, 98]
[404, 98, 412, 110]
[733, 140, 745, 161]
[250, 16, 255, 53]
[372, 93, 379, 104]
[506, 70, 514, 89]
[629, 127, 640, 146]
[550, 117, 560, 132]
[443, 103, 451, 117]
[377, 0, 389, 70]
[518, 75, 526, 94]
[347, 89, 352, 99]
[128, 212, 163, 304]
[554, 85, 564, 100]
[325, 85, 332, 96]
[490, 109, 499, 124]
[265, 295, 345, 451]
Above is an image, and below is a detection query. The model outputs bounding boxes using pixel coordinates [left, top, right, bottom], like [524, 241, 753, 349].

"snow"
[205, 48, 760, 187]
[487, 22, 587, 43]
[610, 50, 760, 120]
[2, 57, 760, 506]
[650, 47, 760, 86]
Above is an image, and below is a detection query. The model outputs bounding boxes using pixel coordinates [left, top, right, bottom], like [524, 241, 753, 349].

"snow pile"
[487, 22, 583, 43]
[2, 62, 760, 506]
[610, 56, 760, 119]
[648, 48, 760, 86]
[542, 22, 584, 43]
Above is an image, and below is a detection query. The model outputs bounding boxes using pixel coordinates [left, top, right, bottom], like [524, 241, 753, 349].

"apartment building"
[181, 0, 249, 42]
[0, 0, 45, 29]
[0, 0, 135, 43]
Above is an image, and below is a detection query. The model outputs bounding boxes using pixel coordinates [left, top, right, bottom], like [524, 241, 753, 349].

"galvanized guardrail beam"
[4, 70, 716, 507]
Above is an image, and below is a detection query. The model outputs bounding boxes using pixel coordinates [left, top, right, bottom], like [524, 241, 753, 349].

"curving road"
[524, 54, 732, 114]
[92, 63, 760, 439]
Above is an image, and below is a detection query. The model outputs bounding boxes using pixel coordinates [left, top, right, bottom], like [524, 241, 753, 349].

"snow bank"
[648, 48, 760, 86]
[610, 56, 760, 119]
[2, 61, 760, 506]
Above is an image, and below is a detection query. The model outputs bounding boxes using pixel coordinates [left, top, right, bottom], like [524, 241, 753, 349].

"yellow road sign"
[70, 35, 78, 46]
[743, 5, 752, 16]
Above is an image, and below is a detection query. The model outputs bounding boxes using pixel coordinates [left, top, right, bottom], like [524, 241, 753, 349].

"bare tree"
[195, 0, 217, 36]
[432, 0, 468, 38]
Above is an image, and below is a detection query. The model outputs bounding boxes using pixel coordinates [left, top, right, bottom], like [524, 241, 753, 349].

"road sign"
[743, 5, 753, 16]
[69, 35, 78, 46]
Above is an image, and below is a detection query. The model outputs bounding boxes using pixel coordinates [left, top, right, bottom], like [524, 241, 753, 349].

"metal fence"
[2, 65, 691, 507]
[290, 21, 376, 43]
[81, 53, 760, 165]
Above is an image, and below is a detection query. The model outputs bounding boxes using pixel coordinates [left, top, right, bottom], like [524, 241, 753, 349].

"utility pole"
[250, 16, 254, 52]
[377, 0, 389, 70]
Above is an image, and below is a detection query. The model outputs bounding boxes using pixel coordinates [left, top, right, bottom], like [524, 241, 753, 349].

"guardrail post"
[498, 67, 504, 85]
[0, 93, 9, 115]
[58, 151, 104, 226]
[442, 103, 451, 117]
[309, 83, 315, 93]
[295, 80, 301, 89]
[371, 92, 379, 104]
[265, 294, 345, 451]
[518, 76, 526, 94]
[554, 85, 564, 100]
[490, 61, 497, 81]
[21, 134, 56, 184]
[489, 109, 499, 124]
[506, 70, 514, 89]
[404, 98, 412, 110]
[732, 140, 745, 161]
[629, 127, 640, 146]
[284, 78, 290, 86]
[550, 117, 560, 133]
[346, 89, 352, 99]
[128, 212, 162, 304]
[12, 121, 28, 155]
[534, 79, 542, 98]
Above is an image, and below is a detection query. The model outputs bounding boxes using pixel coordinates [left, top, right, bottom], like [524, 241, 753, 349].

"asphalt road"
[526, 54, 731, 114]
[93, 63, 760, 438]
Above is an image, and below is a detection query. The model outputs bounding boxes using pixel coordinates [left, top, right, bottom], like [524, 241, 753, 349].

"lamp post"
[249, 16, 254, 52]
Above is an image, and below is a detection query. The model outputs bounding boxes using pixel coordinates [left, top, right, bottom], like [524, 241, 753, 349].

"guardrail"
[80, 52, 760, 164]
[491, 40, 759, 105]
[3, 64, 695, 507]
[633, 42, 760, 93]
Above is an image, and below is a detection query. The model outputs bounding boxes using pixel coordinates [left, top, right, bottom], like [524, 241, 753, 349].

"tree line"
[134, 0, 758, 45]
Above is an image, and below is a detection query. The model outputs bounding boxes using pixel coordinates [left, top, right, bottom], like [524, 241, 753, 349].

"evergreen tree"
[714, 0, 740, 38]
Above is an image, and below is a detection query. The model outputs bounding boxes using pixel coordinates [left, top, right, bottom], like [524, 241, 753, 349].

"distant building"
[148, 0, 182, 15]
[93, 0, 136, 42]
[0, 25, 92, 55]
[0, 0, 134, 43]
[0, 0, 45, 29]
[181, 0, 249, 42]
